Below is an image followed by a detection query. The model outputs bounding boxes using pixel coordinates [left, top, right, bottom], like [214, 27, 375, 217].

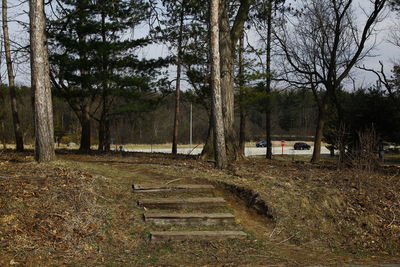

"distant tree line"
[0, 85, 319, 146]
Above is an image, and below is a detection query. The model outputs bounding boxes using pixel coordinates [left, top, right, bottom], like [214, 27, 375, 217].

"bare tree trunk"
[105, 119, 110, 151]
[219, 1, 238, 161]
[210, 0, 227, 169]
[172, 1, 185, 155]
[200, 113, 214, 160]
[201, 115, 215, 159]
[98, 119, 105, 151]
[202, 0, 250, 161]
[76, 0, 91, 152]
[3, 0, 24, 152]
[311, 103, 327, 163]
[98, 118, 110, 152]
[1, 121, 6, 149]
[98, 11, 111, 153]
[79, 104, 91, 151]
[239, 108, 246, 155]
[30, 0, 55, 162]
[265, 0, 272, 159]
[238, 33, 246, 156]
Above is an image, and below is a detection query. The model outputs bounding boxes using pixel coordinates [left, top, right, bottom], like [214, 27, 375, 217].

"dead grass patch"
[1, 151, 400, 266]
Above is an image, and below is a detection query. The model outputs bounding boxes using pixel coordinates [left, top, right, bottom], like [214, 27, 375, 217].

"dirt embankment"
[188, 159, 400, 256]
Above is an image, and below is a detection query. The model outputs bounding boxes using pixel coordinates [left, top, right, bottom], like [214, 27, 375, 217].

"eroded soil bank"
[1, 150, 399, 266]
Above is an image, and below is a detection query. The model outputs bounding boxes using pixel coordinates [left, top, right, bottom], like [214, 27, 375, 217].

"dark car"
[256, 140, 267, 147]
[294, 142, 311, 150]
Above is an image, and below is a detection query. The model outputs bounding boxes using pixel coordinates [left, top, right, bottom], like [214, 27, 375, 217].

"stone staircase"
[133, 183, 247, 241]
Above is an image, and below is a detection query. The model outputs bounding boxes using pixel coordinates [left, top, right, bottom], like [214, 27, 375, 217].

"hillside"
[0, 151, 399, 266]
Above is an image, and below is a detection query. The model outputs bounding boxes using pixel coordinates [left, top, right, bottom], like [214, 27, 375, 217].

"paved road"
[126, 146, 331, 156]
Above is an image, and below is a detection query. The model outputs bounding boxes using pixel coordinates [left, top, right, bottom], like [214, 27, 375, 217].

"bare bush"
[347, 128, 380, 171]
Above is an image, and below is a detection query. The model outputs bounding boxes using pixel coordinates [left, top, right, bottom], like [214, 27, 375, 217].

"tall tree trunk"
[3, 0, 24, 152]
[265, 0, 272, 159]
[201, 0, 250, 161]
[1, 121, 6, 149]
[79, 104, 91, 151]
[98, 119, 105, 151]
[311, 103, 327, 163]
[210, 0, 227, 169]
[200, 113, 214, 160]
[77, 0, 90, 151]
[172, 1, 185, 155]
[98, 11, 111, 153]
[105, 119, 110, 152]
[219, 1, 239, 161]
[239, 107, 246, 155]
[30, 0, 55, 162]
[98, 96, 110, 152]
[238, 33, 246, 156]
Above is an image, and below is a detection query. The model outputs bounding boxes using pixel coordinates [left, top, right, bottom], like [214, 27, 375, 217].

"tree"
[30, 0, 55, 162]
[200, 0, 252, 161]
[49, 0, 95, 151]
[219, 0, 251, 161]
[238, 33, 246, 155]
[156, 0, 186, 155]
[171, 1, 184, 155]
[210, 0, 227, 169]
[251, 0, 286, 159]
[153, 0, 209, 154]
[390, 0, 400, 11]
[2, 0, 24, 151]
[50, 0, 166, 151]
[275, 0, 387, 162]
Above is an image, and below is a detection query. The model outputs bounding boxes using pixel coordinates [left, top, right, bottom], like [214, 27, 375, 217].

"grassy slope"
[1, 151, 399, 266]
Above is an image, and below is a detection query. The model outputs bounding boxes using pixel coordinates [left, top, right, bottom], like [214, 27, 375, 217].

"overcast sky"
[5, 0, 400, 90]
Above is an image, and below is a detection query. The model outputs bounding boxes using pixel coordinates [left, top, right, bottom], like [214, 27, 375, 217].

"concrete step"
[138, 197, 226, 209]
[132, 184, 214, 193]
[150, 230, 247, 241]
[144, 213, 235, 226]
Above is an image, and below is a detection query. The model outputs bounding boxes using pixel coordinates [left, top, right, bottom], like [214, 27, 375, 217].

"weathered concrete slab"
[144, 213, 235, 225]
[132, 184, 214, 193]
[138, 197, 226, 209]
[150, 230, 247, 241]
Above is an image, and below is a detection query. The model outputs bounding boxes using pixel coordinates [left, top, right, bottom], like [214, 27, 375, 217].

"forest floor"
[0, 150, 400, 266]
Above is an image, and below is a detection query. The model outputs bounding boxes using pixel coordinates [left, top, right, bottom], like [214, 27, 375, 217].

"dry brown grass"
[1, 151, 399, 266]
[0, 154, 107, 266]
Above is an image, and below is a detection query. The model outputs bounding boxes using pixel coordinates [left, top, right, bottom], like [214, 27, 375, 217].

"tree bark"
[30, 0, 55, 162]
[105, 119, 111, 151]
[311, 103, 327, 163]
[238, 33, 246, 156]
[201, 0, 251, 161]
[79, 104, 91, 151]
[78, 0, 91, 151]
[265, 0, 272, 159]
[3, 0, 24, 152]
[1, 121, 6, 149]
[172, 1, 185, 155]
[210, 0, 227, 169]
[98, 10, 111, 152]
[98, 119, 105, 151]
[219, 0, 238, 161]
[200, 113, 214, 160]
[239, 107, 246, 155]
